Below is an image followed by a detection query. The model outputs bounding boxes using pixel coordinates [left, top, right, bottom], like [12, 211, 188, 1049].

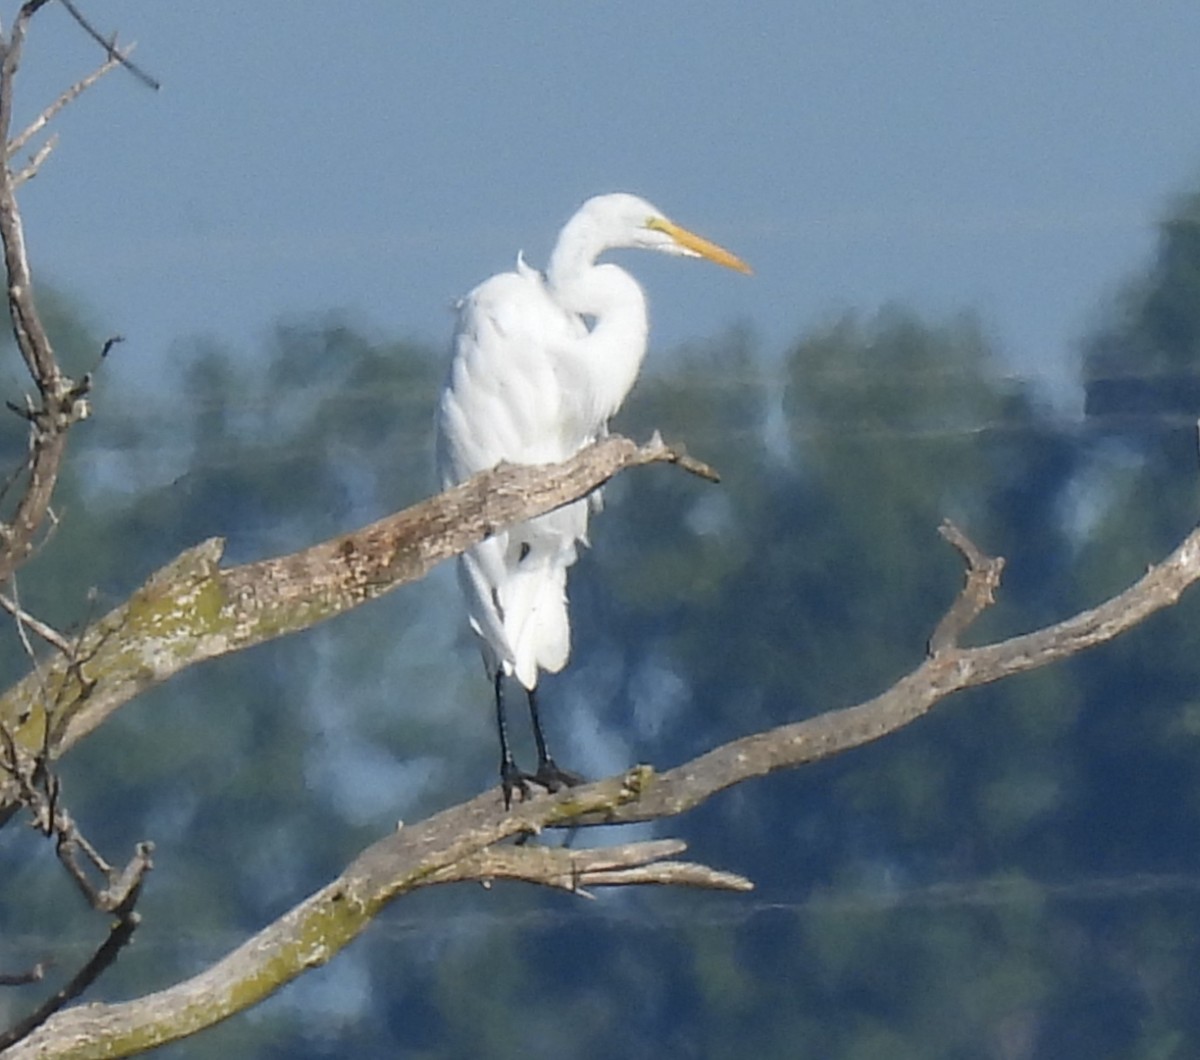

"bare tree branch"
[7, 51, 122, 160]
[0, 963, 45, 988]
[0, 908, 140, 1052]
[0, 585, 73, 655]
[0, 433, 715, 783]
[427, 838, 753, 895]
[56, 1, 159, 90]
[0, 2, 98, 587]
[0, 5, 57, 390]
[0, 708, 151, 1049]
[9, 132, 53, 186]
[926, 518, 1005, 654]
[10, 513, 1200, 1057]
[3, 770, 702, 1057]
[554, 521, 1200, 827]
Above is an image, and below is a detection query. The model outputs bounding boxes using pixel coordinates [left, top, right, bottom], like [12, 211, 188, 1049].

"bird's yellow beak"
[647, 217, 753, 275]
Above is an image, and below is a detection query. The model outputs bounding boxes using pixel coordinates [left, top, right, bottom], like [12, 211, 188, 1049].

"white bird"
[435, 192, 751, 805]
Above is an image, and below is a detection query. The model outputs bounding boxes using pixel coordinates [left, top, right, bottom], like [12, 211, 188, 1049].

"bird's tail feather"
[503, 562, 570, 688]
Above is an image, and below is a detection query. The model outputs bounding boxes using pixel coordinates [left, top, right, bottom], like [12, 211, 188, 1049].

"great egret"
[436, 192, 751, 805]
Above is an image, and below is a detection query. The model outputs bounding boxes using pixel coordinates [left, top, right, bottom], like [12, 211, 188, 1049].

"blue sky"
[12, 2, 1200, 400]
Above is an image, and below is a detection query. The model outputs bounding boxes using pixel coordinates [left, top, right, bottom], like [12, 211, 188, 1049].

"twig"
[927, 519, 1006, 655]
[0, 715, 151, 1050]
[575, 862, 753, 891]
[0, 711, 151, 1050]
[56, 0, 159, 90]
[428, 838, 753, 896]
[0, 5, 83, 587]
[0, 718, 18, 776]
[645, 429, 720, 482]
[49, 810, 152, 913]
[0, 8, 58, 390]
[1, 577, 57, 776]
[54, 816, 108, 902]
[97, 841, 154, 913]
[0, 910, 140, 1051]
[9, 131, 52, 186]
[0, 582, 72, 655]
[0, 963, 46, 987]
[7, 49, 121, 159]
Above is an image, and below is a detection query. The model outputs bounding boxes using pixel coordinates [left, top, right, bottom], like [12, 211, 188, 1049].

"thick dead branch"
[0, 433, 712, 777]
[3, 769, 694, 1058]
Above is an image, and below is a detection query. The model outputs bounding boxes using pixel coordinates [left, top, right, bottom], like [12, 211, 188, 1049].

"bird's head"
[576, 193, 752, 275]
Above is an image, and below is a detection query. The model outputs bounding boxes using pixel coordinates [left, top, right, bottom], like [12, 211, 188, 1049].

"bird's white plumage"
[436, 193, 749, 692]
[437, 262, 596, 687]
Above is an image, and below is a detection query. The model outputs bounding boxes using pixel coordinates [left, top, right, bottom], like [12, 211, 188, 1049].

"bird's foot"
[533, 757, 584, 793]
[499, 758, 584, 809]
[500, 760, 533, 810]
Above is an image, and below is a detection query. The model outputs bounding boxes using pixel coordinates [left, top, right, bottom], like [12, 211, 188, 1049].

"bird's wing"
[436, 268, 588, 487]
[436, 266, 596, 686]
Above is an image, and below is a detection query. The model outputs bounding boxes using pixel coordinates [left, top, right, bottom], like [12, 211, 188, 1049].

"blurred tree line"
[2, 183, 1200, 1058]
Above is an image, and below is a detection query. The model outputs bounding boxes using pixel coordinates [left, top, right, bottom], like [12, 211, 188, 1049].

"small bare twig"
[53, 812, 109, 899]
[0, 963, 46, 987]
[0, 719, 36, 796]
[575, 862, 753, 891]
[0, 578, 72, 655]
[56, 0, 159, 90]
[10, 132, 54, 187]
[428, 838, 753, 897]
[1, 577, 57, 773]
[0, 719, 152, 1050]
[57, 826, 153, 914]
[645, 428, 721, 482]
[926, 519, 1006, 655]
[7, 50, 120, 159]
[0, 909, 140, 1051]
[4, 736, 154, 912]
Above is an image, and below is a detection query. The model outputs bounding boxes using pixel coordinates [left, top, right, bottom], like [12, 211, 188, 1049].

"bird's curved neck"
[545, 222, 648, 422]
[546, 209, 608, 292]
[546, 210, 644, 319]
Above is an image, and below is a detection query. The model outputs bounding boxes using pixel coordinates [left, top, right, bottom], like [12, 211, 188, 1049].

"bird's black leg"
[495, 672, 530, 809]
[527, 686, 584, 792]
